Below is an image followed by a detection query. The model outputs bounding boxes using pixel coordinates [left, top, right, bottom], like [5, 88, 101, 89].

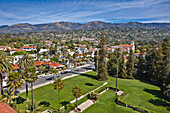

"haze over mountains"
[0, 21, 170, 33]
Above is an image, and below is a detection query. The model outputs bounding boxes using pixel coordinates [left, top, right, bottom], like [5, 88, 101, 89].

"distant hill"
[0, 21, 170, 33]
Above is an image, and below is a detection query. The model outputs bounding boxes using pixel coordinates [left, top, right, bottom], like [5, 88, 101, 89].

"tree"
[53, 78, 64, 111]
[19, 100, 44, 113]
[126, 49, 135, 78]
[24, 67, 38, 112]
[136, 48, 147, 79]
[119, 53, 127, 78]
[0, 51, 13, 95]
[72, 86, 82, 112]
[18, 53, 35, 101]
[107, 53, 117, 76]
[7, 72, 23, 103]
[39, 66, 44, 73]
[97, 32, 108, 81]
[0, 88, 18, 106]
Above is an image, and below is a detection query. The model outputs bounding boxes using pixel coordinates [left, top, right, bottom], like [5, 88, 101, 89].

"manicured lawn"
[106, 76, 170, 113]
[83, 90, 138, 113]
[17, 71, 170, 113]
[17, 71, 104, 111]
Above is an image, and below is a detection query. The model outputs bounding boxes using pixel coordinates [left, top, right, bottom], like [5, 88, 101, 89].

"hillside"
[0, 21, 170, 33]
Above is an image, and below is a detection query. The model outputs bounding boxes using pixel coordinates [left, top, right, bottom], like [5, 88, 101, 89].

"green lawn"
[106, 76, 170, 113]
[17, 71, 104, 111]
[17, 71, 170, 113]
[83, 90, 138, 113]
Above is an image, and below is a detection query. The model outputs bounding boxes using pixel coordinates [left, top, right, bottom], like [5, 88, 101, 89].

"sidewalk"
[69, 82, 108, 112]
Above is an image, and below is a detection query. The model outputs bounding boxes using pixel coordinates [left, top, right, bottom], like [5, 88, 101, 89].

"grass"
[17, 71, 170, 113]
[17, 71, 104, 111]
[106, 76, 170, 113]
[83, 90, 138, 113]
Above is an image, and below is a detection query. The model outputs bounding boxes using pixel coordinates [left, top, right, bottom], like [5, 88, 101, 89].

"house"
[49, 62, 64, 69]
[0, 102, 18, 113]
[110, 41, 135, 53]
[9, 49, 24, 55]
[0, 46, 11, 51]
[21, 46, 36, 51]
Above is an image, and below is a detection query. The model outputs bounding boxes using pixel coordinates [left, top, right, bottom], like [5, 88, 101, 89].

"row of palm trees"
[53, 78, 82, 112]
[0, 51, 83, 112]
[0, 51, 37, 112]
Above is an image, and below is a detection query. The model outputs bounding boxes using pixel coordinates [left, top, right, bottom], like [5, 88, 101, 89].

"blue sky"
[0, 0, 170, 26]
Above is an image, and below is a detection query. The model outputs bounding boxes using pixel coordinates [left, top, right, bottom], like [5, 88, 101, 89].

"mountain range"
[0, 21, 170, 33]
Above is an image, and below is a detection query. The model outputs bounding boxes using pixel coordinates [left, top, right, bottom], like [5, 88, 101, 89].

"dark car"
[46, 76, 55, 81]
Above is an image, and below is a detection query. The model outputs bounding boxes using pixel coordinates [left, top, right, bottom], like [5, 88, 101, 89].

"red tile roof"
[13, 64, 20, 70]
[34, 61, 43, 66]
[0, 102, 18, 113]
[119, 45, 134, 47]
[10, 49, 24, 51]
[21, 46, 36, 49]
[45, 41, 52, 43]
[49, 62, 63, 68]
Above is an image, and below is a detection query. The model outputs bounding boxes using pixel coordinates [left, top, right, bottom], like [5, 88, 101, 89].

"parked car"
[46, 76, 55, 81]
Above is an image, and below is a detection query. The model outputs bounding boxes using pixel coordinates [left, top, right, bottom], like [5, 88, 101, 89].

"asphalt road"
[16, 62, 94, 93]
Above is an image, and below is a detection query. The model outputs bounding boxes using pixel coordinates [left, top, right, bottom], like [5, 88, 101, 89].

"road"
[16, 61, 94, 94]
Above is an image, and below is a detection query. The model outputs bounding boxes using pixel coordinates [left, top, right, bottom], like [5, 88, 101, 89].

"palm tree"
[72, 86, 82, 112]
[0, 88, 17, 105]
[52, 78, 64, 111]
[0, 51, 13, 95]
[18, 53, 34, 101]
[19, 100, 44, 113]
[7, 72, 23, 103]
[24, 67, 38, 112]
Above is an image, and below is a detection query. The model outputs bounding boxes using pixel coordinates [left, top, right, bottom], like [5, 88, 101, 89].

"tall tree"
[0, 51, 13, 95]
[7, 72, 23, 103]
[72, 86, 82, 112]
[136, 48, 147, 79]
[53, 78, 64, 111]
[18, 53, 35, 101]
[119, 53, 127, 78]
[126, 49, 135, 78]
[24, 67, 38, 112]
[97, 32, 108, 81]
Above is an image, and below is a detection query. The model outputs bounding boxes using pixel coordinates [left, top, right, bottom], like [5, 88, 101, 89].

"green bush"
[87, 92, 99, 101]
[65, 103, 76, 111]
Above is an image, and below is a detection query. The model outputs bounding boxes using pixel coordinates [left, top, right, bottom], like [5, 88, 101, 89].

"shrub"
[65, 103, 76, 111]
[87, 92, 99, 101]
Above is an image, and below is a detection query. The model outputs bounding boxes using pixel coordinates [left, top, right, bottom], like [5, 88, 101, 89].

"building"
[0, 102, 18, 113]
[109, 41, 135, 53]
[21, 46, 37, 51]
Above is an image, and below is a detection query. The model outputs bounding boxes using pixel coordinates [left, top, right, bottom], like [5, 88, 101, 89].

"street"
[16, 62, 94, 94]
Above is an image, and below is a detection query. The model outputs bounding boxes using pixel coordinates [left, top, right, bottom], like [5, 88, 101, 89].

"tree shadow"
[16, 96, 26, 104]
[80, 73, 97, 80]
[143, 88, 164, 99]
[39, 101, 50, 107]
[149, 99, 170, 111]
[139, 79, 159, 87]
[85, 83, 94, 86]
[61, 101, 70, 106]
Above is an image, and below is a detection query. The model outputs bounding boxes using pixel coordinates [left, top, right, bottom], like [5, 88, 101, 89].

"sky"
[0, 0, 170, 26]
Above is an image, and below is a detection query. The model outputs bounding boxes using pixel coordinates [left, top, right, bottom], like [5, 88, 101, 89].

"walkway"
[68, 82, 108, 112]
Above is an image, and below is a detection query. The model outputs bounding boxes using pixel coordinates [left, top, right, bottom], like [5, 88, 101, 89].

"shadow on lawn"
[85, 83, 94, 86]
[39, 101, 50, 107]
[80, 73, 97, 80]
[16, 96, 26, 104]
[149, 99, 170, 111]
[61, 101, 70, 106]
[143, 89, 164, 99]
